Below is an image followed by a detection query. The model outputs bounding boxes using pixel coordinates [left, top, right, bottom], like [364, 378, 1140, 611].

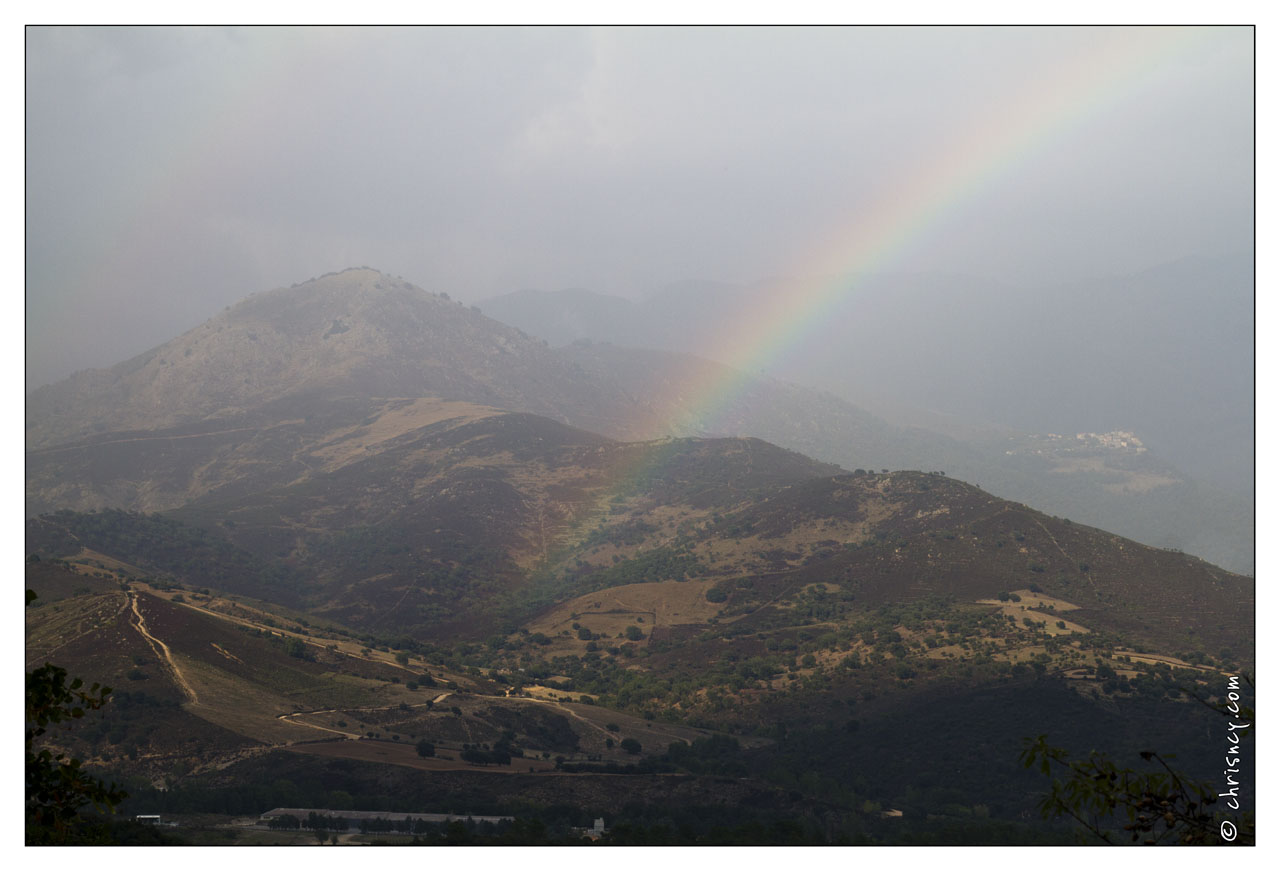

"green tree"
[416, 739, 436, 758]
[283, 636, 312, 660]
[1020, 737, 1240, 844]
[26, 590, 127, 844]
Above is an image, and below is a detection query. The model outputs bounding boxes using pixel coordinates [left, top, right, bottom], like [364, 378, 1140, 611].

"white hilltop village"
[1005, 430, 1147, 458]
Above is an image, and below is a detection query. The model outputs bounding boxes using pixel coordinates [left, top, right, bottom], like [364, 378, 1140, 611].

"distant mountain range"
[477, 257, 1254, 574]
[24, 265, 1251, 650]
[479, 255, 1252, 491]
[27, 268, 1251, 575]
[25, 267, 1253, 844]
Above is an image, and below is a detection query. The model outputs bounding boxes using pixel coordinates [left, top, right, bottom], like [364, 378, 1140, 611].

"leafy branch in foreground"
[1020, 738, 1219, 844]
[1022, 671, 1254, 845]
[25, 589, 128, 844]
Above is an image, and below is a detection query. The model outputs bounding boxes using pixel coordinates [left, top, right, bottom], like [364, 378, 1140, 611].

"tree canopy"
[26, 590, 127, 844]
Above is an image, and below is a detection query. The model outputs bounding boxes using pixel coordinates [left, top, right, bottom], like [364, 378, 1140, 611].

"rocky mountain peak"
[25, 268, 546, 449]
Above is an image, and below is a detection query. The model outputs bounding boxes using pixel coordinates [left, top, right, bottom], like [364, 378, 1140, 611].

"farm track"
[129, 591, 200, 705]
[1112, 650, 1220, 673]
[28, 426, 259, 454]
[210, 642, 245, 664]
[503, 695, 702, 747]
[275, 686, 692, 759]
[39, 594, 130, 660]
[1028, 515, 1100, 599]
[610, 596, 658, 626]
[140, 587, 419, 673]
[506, 696, 616, 740]
[112, 586, 504, 745]
[278, 695, 454, 741]
[276, 712, 363, 739]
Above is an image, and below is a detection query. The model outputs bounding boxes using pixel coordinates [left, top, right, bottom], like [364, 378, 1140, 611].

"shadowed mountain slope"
[28, 268, 1253, 578]
[479, 263, 1255, 576]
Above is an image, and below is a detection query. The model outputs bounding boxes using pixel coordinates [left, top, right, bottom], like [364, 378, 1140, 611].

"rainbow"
[653, 26, 1214, 439]
[576, 26, 1223, 526]
[39, 27, 1232, 560]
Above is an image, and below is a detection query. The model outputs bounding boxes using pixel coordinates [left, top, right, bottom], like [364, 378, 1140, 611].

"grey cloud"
[26, 25, 1252, 389]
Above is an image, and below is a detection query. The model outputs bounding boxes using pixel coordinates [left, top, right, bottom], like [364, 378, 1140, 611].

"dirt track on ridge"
[128, 591, 200, 704]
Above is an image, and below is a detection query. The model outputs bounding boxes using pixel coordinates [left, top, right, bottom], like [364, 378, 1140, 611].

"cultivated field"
[976, 589, 1091, 635]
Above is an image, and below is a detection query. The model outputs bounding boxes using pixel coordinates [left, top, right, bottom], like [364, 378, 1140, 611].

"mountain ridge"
[24, 267, 1254, 841]
[476, 264, 1255, 575]
[27, 266, 1253, 574]
[27, 268, 625, 449]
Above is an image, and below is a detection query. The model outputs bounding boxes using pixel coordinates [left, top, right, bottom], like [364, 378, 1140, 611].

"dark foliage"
[26, 590, 128, 844]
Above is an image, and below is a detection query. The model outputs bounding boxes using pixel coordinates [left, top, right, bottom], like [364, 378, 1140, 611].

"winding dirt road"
[276, 712, 363, 739]
[139, 587, 420, 673]
[128, 591, 200, 705]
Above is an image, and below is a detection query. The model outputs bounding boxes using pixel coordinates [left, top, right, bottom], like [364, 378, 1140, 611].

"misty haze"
[25, 25, 1253, 847]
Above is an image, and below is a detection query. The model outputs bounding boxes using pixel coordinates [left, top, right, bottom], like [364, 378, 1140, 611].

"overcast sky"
[25, 25, 1253, 390]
